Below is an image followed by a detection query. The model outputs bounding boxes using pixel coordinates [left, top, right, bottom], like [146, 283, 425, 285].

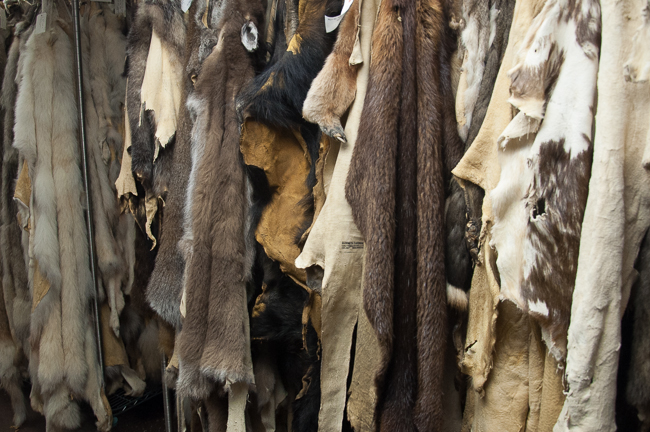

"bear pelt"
[126, 0, 185, 192]
[249, 245, 321, 432]
[345, 0, 463, 431]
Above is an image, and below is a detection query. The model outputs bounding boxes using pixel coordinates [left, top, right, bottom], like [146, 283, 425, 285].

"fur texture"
[301, 0, 360, 142]
[126, 0, 185, 191]
[13, 8, 110, 429]
[143, 0, 193, 329]
[345, 0, 463, 430]
[176, 0, 265, 401]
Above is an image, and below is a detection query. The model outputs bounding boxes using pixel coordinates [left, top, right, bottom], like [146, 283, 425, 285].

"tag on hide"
[181, 0, 193, 12]
[241, 21, 258, 52]
[0, 9, 7, 30]
[34, 13, 47, 34]
[324, 0, 353, 33]
[114, 0, 126, 16]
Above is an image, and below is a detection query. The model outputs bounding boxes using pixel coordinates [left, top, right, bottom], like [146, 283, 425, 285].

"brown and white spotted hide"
[490, 0, 600, 362]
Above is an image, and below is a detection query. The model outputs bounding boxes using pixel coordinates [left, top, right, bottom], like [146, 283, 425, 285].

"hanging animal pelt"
[175, 0, 265, 408]
[237, 0, 344, 253]
[345, 0, 463, 431]
[250, 246, 321, 432]
[445, 0, 516, 310]
[141, 0, 192, 329]
[126, 0, 185, 193]
[0, 15, 33, 427]
[13, 5, 110, 429]
[490, 0, 600, 362]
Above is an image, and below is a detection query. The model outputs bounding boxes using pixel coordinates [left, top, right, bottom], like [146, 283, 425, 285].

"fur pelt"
[1, 23, 30, 354]
[250, 246, 321, 432]
[490, 0, 600, 361]
[345, 0, 463, 430]
[176, 0, 265, 403]
[627, 228, 650, 430]
[126, 0, 185, 191]
[82, 3, 129, 337]
[445, 0, 515, 309]
[301, 0, 360, 142]
[144, 0, 195, 328]
[13, 7, 110, 429]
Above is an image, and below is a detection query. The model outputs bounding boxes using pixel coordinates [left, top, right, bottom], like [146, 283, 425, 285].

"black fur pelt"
[250, 245, 321, 432]
[237, 0, 343, 244]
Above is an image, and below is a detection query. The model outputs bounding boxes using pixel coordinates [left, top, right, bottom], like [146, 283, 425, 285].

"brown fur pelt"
[301, 0, 360, 142]
[345, 0, 463, 430]
[176, 0, 265, 403]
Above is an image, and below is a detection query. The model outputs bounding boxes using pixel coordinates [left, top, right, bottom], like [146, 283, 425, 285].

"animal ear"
[241, 21, 259, 52]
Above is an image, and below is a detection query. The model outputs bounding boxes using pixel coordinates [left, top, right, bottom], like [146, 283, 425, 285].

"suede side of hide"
[345, 0, 463, 430]
[176, 0, 264, 400]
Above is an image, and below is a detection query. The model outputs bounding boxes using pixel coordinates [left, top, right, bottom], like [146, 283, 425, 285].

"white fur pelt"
[458, 0, 490, 142]
[12, 7, 110, 430]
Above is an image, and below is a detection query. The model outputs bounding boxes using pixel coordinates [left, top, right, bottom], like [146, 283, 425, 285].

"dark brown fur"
[346, 0, 462, 430]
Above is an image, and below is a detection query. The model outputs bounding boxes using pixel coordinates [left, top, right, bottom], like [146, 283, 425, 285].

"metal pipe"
[70, 0, 104, 376]
[162, 354, 174, 432]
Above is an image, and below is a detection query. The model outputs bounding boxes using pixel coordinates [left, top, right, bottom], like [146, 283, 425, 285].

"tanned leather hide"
[491, 0, 600, 362]
[345, 0, 464, 430]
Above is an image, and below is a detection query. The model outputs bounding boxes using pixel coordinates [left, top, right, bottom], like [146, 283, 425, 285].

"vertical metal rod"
[71, 0, 104, 375]
[162, 354, 173, 432]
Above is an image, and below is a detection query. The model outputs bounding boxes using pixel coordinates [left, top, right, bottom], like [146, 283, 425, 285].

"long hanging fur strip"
[345, 0, 463, 429]
[176, 0, 264, 401]
[13, 13, 110, 430]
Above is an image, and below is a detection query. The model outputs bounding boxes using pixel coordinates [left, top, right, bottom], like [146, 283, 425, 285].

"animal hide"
[0, 18, 31, 428]
[176, 0, 264, 414]
[126, 0, 185, 191]
[627, 229, 650, 431]
[82, 2, 128, 337]
[345, 0, 463, 431]
[490, 0, 600, 362]
[250, 246, 321, 432]
[238, 0, 343, 284]
[143, 0, 193, 328]
[556, 1, 650, 429]
[13, 7, 111, 429]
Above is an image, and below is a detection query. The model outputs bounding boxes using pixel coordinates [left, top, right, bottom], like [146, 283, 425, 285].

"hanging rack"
[67, 0, 174, 429]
